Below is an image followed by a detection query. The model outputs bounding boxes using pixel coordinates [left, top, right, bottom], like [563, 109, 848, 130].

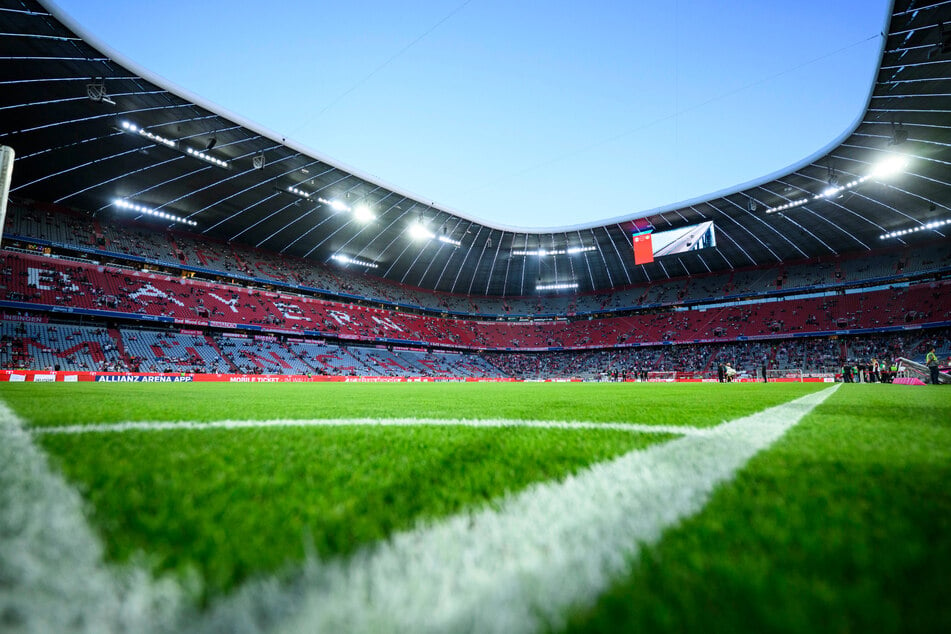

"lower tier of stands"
[3, 317, 947, 381]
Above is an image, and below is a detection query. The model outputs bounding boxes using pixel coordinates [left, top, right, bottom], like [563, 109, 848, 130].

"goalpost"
[766, 368, 804, 382]
[646, 371, 677, 383]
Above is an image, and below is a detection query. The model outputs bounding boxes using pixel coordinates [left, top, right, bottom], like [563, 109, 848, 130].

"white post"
[0, 145, 14, 246]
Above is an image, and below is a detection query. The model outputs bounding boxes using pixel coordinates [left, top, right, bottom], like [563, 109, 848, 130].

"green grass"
[0, 381, 827, 427]
[7, 381, 947, 631]
[563, 384, 951, 634]
[38, 424, 670, 601]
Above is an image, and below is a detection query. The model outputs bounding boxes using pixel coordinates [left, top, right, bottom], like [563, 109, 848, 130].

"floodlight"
[410, 222, 435, 241]
[86, 80, 116, 106]
[822, 186, 841, 198]
[438, 235, 461, 246]
[331, 253, 378, 268]
[870, 154, 908, 179]
[353, 204, 376, 222]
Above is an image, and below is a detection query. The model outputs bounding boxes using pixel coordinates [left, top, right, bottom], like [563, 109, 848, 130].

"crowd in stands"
[4, 318, 946, 382]
[5, 201, 950, 318]
[2, 250, 949, 354]
[2, 201, 949, 381]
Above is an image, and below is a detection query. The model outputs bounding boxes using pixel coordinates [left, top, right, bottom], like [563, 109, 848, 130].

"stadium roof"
[1, 0, 949, 296]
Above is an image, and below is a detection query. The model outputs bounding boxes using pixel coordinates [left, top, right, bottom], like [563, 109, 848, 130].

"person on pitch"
[725, 362, 737, 382]
[925, 347, 940, 385]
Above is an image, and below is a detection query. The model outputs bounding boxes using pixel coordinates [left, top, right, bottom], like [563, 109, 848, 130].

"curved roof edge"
[41, 0, 896, 236]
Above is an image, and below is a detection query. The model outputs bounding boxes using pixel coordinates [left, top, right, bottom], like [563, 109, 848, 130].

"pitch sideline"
[30, 417, 714, 437]
[0, 386, 839, 633]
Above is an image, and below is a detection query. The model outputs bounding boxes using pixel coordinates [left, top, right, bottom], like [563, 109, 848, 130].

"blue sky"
[52, 0, 888, 229]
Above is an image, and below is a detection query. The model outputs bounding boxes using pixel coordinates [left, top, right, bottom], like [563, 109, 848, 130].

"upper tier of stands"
[5, 201, 950, 317]
[3, 250, 948, 352]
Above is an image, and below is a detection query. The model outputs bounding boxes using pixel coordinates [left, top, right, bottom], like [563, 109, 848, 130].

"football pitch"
[1, 382, 949, 633]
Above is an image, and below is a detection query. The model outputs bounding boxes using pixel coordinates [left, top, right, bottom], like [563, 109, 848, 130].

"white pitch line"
[2, 386, 839, 634]
[30, 418, 713, 437]
[0, 401, 186, 634]
[192, 385, 840, 634]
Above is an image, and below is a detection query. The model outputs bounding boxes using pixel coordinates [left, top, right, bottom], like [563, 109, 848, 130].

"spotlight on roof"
[316, 197, 350, 212]
[252, 152, 265, 170]
[205, 136, 217, 150]
[331, 253, 378, 269]
[870, 154, 908, 180]
[889, 120, 908, 146]
[536, 282, 579, 292]
[353, 204, 376, 223]
[86, 79, 115, 106]
[409, 222, 435, 241]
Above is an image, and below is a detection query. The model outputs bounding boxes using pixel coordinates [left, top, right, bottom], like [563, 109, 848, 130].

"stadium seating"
[121, 328, 233, 373]
[3, 251, 949, 353]
[0, 321, 126, 371]
[5, 201, 950, 319]
[3, 200, 949, 382]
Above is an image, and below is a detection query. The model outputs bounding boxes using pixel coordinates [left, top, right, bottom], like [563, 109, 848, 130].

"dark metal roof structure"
[1, 0, 949, 296]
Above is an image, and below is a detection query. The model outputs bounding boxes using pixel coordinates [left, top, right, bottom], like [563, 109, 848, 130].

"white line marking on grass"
[31, 418, 713, 437]
[191, 385, 840, 634]
[0, 402, 186, 634]
[2, 386, 839, 633]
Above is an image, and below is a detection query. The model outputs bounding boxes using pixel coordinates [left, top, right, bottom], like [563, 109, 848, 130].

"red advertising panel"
[633, 232, 654, 265]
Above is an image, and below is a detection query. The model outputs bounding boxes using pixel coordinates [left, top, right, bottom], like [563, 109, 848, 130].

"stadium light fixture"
[410, 222, 436, 241]
[317, 197, 350, 212]
[880, 218, 950, 240]
[512, 245, 595, 256]
[87, 79, 115, 106]
[185, 146, 229, 169]
[406, 221, 461, 246]
[330, 253, 378, 268]
[287, 186, 311, 199]
[353, 204, 376, 223]
[870, 154, 909, 180]
[120, 119, 228, 168]
[113, 198, 197, 227]
[768, 174, 875, 212]
[567, 245, 596, 254]
[119, 120, 177, 149]
[888, 120, 908, 146]
[536, 282, 579, 292]
[767, 153, 909, 213]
